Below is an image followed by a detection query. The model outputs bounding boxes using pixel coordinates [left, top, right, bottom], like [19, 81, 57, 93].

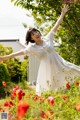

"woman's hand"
[51, 5, 69, 33]
[0, 51, 24, 62]
[0, 56, 9, 62]
[0, 56, 8, 62]
[61, 5, 69, 15]
[0, 56, 5, 62]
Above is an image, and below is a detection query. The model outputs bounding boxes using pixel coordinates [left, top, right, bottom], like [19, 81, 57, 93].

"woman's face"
[31, 31, 41, 42]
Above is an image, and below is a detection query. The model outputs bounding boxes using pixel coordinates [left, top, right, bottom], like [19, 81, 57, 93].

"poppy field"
[0, 79, 80, 120]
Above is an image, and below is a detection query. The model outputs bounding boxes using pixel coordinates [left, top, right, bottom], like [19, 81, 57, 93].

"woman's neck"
[36, 39, 43, 46]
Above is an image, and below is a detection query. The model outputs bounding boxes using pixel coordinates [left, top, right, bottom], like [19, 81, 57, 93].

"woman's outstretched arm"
[52, 5, 69, 33]
[0, 50, 25, 61]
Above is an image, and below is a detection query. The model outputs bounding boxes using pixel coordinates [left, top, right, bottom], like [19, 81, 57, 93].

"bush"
[5, 58, 22, 83]
[0, 63, 10, 98]
[21, 59, 28, 81]
[5, 58, 28, 83]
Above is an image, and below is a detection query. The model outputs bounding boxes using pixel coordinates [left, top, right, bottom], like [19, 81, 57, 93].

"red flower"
[40, 110, 48, 118]
[66, 82, 70, 89]
[17, 89, 23, 95]
[2, 110, 5, 112]
[17, 100, 29, 118]
[33, 95, 39, 101]
[76, 103, 80, 111]
[47, 96, 54, 105]
[75, 82, 79, 86]
[9, 101, 14, 106]
[17, 89, 25, 101]
[0, 107, 2, 111]
[13, 86, 19, 91]
[11, 91, 16, 97]
[39, 96, 45, 103]
[62, 95, 68, 100]
[2, 81, 6, 87]
[10, 96, 15, 100]
[4, 101, 10, 107]
[40, 110, 45, 118]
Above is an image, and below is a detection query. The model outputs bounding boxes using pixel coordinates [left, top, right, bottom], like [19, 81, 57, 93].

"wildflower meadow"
[0, 78, 80, 120]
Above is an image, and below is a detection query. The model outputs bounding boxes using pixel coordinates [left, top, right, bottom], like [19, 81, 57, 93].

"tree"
[11, 0, 80, 65]
[0, 44, 28, 83]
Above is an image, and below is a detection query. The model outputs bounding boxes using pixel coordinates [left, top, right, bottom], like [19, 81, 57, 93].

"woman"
[0, 5, 80, 95]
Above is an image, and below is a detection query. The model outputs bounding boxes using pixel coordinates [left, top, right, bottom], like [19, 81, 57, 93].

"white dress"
[23, 30, 80, 95]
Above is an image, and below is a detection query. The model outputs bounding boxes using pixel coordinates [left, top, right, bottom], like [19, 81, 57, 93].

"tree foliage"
[0, 44, 28, 83]
[0, 63, 10, 98]
[11, 0, 80, 65]
[0, 44, 13, 56]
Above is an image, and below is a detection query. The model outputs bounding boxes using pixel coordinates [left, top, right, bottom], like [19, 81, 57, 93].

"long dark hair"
[26, 28, 41, 45]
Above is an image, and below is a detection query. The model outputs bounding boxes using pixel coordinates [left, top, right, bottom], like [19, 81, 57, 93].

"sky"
[0, 0, 34, 45]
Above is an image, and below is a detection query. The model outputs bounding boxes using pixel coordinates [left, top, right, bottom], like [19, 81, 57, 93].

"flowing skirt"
[36, 52, 80, 95]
